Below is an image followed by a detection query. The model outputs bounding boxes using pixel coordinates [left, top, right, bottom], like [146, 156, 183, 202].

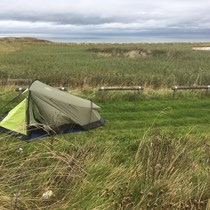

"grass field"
[0, 38, 210, 87]
[0, 38, 210, 209]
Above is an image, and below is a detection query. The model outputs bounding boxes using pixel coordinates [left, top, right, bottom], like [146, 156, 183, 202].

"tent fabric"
[0, 80, 104, 141]
[29, 81, 99, 109]
[0, 99, 27, 135]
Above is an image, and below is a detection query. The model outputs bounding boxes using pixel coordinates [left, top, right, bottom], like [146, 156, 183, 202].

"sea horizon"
[1, 33, 210, 44]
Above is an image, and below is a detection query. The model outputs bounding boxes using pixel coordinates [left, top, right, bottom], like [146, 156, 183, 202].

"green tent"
[0, 80, 104, 141]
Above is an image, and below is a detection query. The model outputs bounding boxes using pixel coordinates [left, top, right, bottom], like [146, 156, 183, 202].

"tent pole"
[26, 90, 31, 140]
[88, 100, 93, 131]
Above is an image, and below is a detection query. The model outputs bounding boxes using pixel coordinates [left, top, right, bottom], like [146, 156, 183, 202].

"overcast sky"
[0, 0, 210, 42]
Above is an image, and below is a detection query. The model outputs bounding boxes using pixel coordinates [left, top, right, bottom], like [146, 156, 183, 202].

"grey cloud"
[0, 8, 154, 26]
[0, 12, 122, 25]
[1, 10, 209, 30]
[0, 0, 210, 42]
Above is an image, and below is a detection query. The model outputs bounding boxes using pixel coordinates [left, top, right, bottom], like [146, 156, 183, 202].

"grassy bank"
[0, 89, 210, 209]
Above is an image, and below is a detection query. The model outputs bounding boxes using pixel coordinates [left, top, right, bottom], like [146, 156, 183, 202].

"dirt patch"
[89, 47, 166, 58]
[125, 50, 139, 58]
[125, 50, 150, 58]
[96, 49, 151, 58]
[98, 52, 112, 57]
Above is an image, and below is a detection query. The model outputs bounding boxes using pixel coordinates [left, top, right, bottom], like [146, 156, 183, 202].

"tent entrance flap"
[0, 99, 27, 135]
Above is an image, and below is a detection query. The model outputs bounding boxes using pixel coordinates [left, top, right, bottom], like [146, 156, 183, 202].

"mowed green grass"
[102, 97, 210, 128]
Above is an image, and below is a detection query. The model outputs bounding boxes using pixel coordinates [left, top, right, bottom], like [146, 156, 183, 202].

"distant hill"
[0, 37, 52, 43]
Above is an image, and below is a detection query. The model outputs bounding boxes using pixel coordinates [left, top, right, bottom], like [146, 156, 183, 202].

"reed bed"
[0, 39, 210, 88]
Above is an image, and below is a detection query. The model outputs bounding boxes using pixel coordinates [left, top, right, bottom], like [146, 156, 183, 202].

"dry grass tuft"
[0, 138, 87, 209]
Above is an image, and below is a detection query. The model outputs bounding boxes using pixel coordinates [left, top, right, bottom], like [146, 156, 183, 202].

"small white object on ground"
[17, 147, 23, 154]
[42, 190, 53, 199]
